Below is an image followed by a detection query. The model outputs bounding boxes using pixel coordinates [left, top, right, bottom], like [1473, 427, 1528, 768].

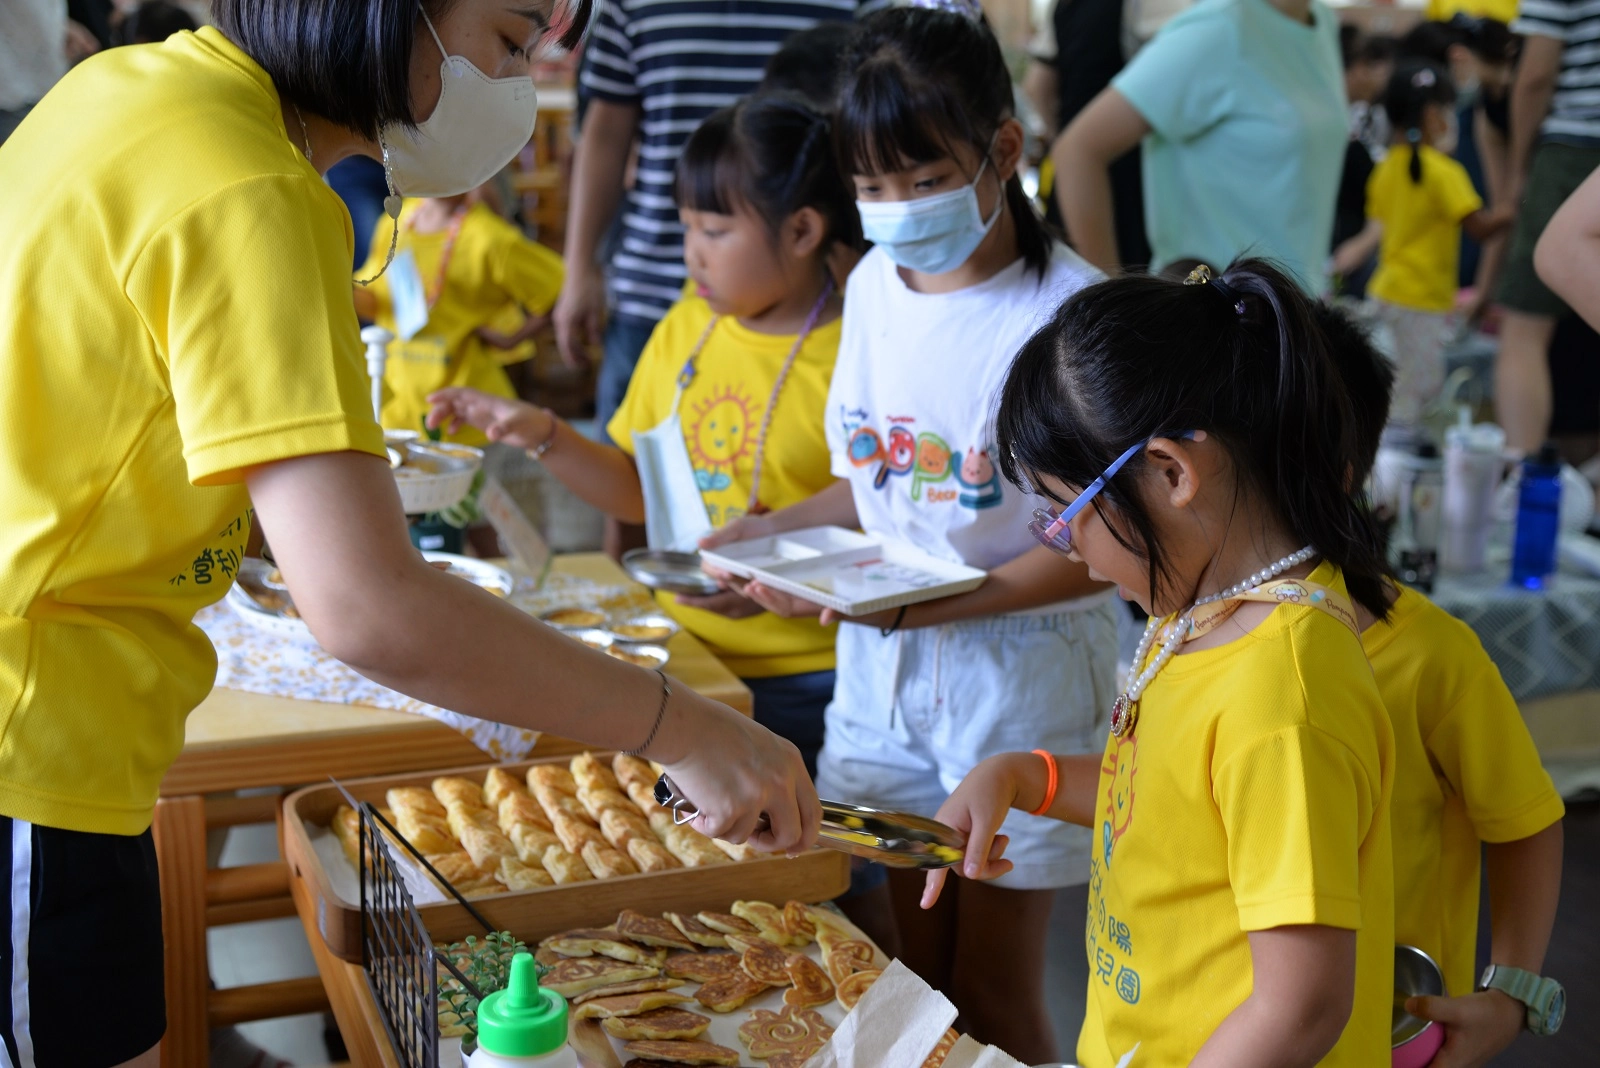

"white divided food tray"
[700, 527, 986, 617]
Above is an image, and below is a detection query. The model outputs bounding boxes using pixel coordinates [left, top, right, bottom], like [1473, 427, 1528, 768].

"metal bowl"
[620, 549, 721, 597]
[227, 558, 315, 642]
[538, 605, 610, 631]
[608, 613, 681, 644]
[569, 628, 614, 652]
[422, 552, 514, 598]
[607, 643, 671, 669]
[1393, 944, 1445, 1048]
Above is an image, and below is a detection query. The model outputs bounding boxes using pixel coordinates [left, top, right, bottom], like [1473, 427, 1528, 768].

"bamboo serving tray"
[283, 753, 850, 962]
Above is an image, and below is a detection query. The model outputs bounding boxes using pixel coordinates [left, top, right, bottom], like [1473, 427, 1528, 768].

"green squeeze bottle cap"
[475, 953, 568, 1058]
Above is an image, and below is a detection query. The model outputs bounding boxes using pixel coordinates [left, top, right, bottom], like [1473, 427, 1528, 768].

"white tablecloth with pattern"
[195, 570, 654, 761]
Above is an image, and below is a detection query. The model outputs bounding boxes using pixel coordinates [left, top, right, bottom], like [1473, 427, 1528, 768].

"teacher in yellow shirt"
[0, 3, 818, 1063]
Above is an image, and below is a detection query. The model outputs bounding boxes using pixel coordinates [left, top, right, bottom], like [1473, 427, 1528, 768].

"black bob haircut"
[122, 1, 199, 44]
[759, 21, 859, 110]
[997, 258, 1391, 619]
[675, 93, 863, 254]
[834, 7, 1052, 280]
[213, 0, 592, 141]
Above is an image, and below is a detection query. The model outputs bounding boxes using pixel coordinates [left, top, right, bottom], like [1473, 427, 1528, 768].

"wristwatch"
[1478, 964, 1566, 1036]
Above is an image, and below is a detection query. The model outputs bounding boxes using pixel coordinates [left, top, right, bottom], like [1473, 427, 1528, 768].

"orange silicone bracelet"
[1029, 749, 1059, 817]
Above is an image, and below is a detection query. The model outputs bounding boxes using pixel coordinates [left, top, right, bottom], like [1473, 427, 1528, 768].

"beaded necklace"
[1109, 546, 1318, 737]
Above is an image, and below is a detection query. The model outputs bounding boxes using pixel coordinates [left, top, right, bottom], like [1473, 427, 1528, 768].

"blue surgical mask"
[856, 153, 1003, 275]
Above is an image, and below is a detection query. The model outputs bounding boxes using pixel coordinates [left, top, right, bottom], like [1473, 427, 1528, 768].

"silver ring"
[671, 798, 700, 825]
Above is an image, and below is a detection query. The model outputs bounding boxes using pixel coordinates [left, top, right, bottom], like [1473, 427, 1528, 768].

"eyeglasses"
[1026, 432, 1196, 556]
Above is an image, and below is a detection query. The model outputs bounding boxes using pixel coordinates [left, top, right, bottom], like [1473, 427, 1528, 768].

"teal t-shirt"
[1113, 0, 1346, 292]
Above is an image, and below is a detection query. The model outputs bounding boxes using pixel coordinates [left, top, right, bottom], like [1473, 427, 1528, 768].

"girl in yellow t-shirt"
[353, 190, 565, 445]
[1322, 306, 1567, 1063]
[925, 261, 1398, 1067]
[428, 94, 859, 776]
[1332, 60, 1511, 429]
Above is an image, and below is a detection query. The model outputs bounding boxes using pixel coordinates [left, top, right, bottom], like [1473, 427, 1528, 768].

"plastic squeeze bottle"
[466, 953, 577, 1068]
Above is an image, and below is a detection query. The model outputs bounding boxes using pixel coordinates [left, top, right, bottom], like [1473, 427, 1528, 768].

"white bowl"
[392, 442, 482, 515]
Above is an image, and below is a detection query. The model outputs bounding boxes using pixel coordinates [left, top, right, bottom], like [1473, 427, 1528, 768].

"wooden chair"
[154, 792, 330, 1068]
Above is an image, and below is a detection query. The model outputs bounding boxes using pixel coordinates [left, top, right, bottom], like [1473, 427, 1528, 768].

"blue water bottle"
[1511, 443, 1563, 590]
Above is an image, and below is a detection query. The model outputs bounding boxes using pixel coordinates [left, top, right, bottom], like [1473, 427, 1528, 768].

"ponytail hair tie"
[910, 0, 984, 19]
[1184, 263, 1246, 316]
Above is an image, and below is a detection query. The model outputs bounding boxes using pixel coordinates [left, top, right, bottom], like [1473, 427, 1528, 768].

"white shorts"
[816, 600, 1120, 890]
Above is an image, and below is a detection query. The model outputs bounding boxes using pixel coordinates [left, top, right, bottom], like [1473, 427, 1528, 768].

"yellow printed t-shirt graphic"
[0, 29, 385, 834]
[609, 296, 839, 678]
[1078, 563, 1396, 1068]
[358, 200, 565, 445]
[1368, 144, 1484, 313]
[1365, 585, 1564, 997]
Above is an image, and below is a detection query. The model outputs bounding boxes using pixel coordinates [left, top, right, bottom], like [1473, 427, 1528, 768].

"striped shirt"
[1515, 0, 1600, 146]
[581, 0, 865, 324]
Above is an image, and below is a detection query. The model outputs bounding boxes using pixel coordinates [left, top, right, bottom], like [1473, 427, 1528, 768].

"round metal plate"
[610, 613, 681, 644]
[621, 549, 720, 597]
[607, 643, 671, 669]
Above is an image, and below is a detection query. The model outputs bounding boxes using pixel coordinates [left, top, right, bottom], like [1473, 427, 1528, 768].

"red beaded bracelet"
[1028, 749, 1059, 817]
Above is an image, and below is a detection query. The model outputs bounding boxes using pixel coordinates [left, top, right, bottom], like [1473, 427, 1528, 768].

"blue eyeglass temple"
[1039, 430, 1198, 542]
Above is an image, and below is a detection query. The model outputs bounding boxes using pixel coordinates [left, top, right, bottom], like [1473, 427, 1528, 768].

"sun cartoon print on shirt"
[1101, 733, 1137, 868]
[688, 384, 756, 493]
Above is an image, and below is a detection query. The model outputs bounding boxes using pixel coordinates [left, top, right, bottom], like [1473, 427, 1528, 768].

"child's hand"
[426, 388, 548, 450]
[1405, 990, 1525, 1067]
[740, 580, 828, 619]
[698, 513, 779, 551]
[674, 578, 766, 620]
[921, 752, 1041, 909]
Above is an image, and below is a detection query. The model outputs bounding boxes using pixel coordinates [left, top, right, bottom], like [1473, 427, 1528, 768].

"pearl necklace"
[1109, 545, 1316, 737]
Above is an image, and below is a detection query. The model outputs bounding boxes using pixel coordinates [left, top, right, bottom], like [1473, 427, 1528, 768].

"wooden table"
[155, 553, 750, 1068]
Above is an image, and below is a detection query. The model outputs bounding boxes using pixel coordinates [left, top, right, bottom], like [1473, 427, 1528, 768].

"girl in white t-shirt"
[700, 6, 1116, 1060]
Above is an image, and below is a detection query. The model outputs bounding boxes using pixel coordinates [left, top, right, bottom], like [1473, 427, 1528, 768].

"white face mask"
[855, 150, 1003, 276]
[380, 12, 539, 198]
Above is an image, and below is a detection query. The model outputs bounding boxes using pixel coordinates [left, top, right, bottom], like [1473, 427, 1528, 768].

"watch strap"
[1483, 964, 1541, 1005]
[1481, 965, 1564, 1035]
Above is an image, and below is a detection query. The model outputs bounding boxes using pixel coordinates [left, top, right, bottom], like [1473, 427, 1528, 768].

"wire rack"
[360, 803, 441, 1068]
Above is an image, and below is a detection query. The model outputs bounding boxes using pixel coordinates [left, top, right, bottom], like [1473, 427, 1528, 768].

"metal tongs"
[654, 774, 967, 870]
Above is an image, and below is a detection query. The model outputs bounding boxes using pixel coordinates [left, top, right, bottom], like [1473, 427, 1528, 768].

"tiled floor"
[1490, 800, 1600, 1066]
[210, 823, 333, 1066]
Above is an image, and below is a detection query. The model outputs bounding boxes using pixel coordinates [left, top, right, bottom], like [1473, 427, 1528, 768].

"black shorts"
[0, 818, 166, 1066]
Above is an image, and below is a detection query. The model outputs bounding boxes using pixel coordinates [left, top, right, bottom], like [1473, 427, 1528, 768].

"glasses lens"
[1028, 508, 1074, 556]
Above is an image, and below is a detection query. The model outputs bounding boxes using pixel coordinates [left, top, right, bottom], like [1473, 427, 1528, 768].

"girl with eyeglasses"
[925, 260, 1398, 1068]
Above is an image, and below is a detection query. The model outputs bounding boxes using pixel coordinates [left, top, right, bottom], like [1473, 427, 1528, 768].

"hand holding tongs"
[654, 773, 967, 869]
